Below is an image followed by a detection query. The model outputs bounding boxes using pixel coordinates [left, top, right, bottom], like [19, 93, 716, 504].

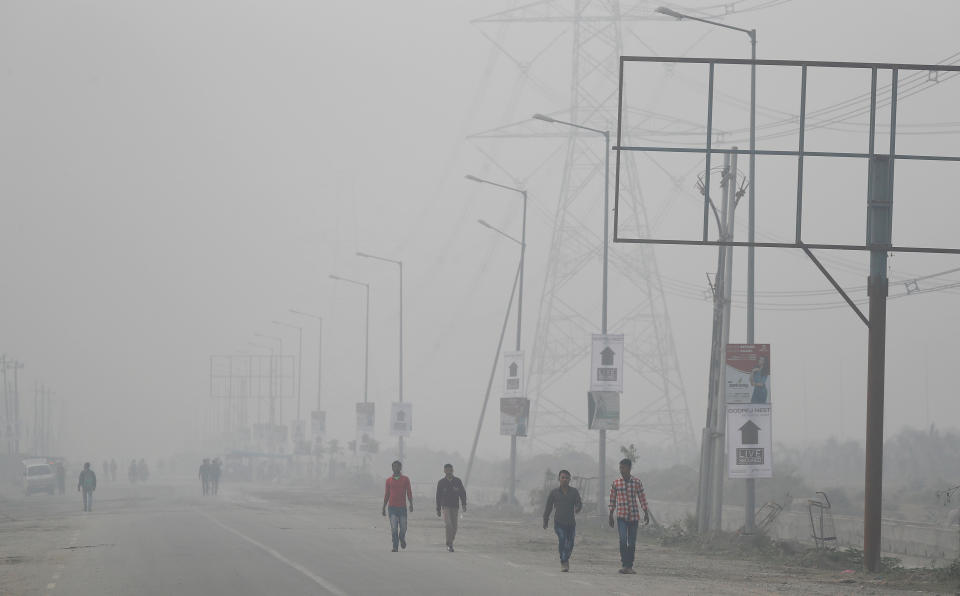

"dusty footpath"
[1, 479, 958, 595]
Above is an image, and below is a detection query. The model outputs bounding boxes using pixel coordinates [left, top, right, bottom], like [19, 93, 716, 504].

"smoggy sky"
[1, 0, 958, 464]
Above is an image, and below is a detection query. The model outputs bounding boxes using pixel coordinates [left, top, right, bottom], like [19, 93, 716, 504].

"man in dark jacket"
[77, 462, 97, 512]
[435, 464, 467, 552]
[543, 469, 582, 571]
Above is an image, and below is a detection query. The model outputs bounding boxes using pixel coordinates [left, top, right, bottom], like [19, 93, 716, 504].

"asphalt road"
[0, 477, 931, 595]
[3, 479, 635, 596]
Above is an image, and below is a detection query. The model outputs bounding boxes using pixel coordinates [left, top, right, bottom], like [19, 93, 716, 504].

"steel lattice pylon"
[468, 0, 774, 457]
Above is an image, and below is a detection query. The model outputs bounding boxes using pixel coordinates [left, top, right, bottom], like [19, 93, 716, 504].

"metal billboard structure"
[209, 354, 295, 450]
[614, 55, 960, 571]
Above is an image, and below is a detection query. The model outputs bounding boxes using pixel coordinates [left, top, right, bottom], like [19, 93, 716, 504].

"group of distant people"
[100, 459, 118, 482]
[382, 457, 650, 574]
[198, 458, 222, 496]
[127, 459, 150, 483]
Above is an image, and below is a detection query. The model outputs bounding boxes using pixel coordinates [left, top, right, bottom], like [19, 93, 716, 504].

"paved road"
[0, 478, 925, 595]
[2, 479, 633, 596]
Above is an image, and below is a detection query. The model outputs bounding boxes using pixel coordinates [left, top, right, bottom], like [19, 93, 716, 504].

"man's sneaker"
[561, 561, 569, 572]
[618, 568, 628, 574]
[391, 547, 398, 552]
[624, 567, 636, 574]
[447, 545, 455, 552]
[400, 538, 406, 550]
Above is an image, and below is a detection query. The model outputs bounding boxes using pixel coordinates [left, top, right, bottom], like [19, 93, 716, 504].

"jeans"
[388, 506, 407, 549]
[617, 518, 638, 568]
[441, 507, 458, 546]
[82, 490, 94, 512]
[554, 523, 575, 562]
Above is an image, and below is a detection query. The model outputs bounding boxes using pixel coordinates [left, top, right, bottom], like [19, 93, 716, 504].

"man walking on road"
[608, 458, 649, 575]
[199, 459, 210, 496]
[77, 462, 97, 512]
[543, 469, 582, 572]
[382, 460, 413, 552]
[435, 463, 466, 552]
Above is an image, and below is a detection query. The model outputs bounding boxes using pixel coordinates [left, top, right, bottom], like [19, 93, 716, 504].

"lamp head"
[532, 113, 556, 123]
[465, 174, 484, 183]
[477, 219, 492, 229]
[356, 251, 371, 258]
[656, 6, 685, 19]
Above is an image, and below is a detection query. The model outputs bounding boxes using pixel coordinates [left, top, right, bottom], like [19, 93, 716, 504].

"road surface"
[0, 477, 927, 595]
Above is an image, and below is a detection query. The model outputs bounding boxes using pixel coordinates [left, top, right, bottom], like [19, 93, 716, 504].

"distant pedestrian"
[199, 459, 210, 496]
[543, 469, 582, 572]
[110, 459, 117, 482]
[137, 459, 149, 483]
[77, 462, 97, 512]
[210, 458, 222, 495]
[55, 461, 67, 496]
[128, 460, 137, 483]
[608, 458, 649, 575]
[382, 460, 413, 552]
[435, 463, 467, 552]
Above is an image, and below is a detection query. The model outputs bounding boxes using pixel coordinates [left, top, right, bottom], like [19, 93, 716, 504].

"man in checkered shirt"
[607, 458, 649, 574]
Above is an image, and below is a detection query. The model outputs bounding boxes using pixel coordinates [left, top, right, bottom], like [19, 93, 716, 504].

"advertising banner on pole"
[725, 344, 771, 404]
[726, 404, 773, 478]
[390, 402, 413, 437]
[310, 410, 326, 439]
[291, 419, 306, 443]
[272, 424, 288, 446]
[591, 334, 624, 392]
[502, 351, 524, 398]
[356, 402, 375, 433]
[587, 391, 620, 430]
[499, 397, 529, 436]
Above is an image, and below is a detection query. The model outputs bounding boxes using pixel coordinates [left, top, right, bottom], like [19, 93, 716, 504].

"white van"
[23, 462, 56, 495]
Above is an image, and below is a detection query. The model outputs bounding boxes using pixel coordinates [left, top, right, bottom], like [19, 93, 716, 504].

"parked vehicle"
[23, 462, 56, 495]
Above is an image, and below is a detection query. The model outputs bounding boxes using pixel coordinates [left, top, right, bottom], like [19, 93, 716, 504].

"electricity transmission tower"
[470, 1, 721, 456]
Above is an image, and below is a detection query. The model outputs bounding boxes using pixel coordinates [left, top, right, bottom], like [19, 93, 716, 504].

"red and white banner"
[724, 344, 771, 404]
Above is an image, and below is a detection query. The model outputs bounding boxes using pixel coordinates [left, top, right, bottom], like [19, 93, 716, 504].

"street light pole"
[273, 321, 303, 427]
[330, 275, 370, 405]
[656, 5, 758, 532]
[466, 174, 527, 504]
[356, 252, 405, 461]
[290, 309, 324, 411]
[255, 332, 283, 451]
[533, 112, 611, 508]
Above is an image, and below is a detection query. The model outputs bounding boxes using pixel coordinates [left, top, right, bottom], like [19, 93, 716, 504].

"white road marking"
[505, 561, 522, 568]
[201, 512, 350, 596]
[46, 583, 56, 590]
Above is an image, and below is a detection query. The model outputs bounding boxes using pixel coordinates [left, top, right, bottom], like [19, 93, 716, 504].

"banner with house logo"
[356, 402, 375, 433]
[502, 351, 524, 398]
[390, 402, 413, 437]
[500, 397, 529, 436]
[591, 334, 624, 392]
[292, 419, 306, 443]
[725, 344, 771, 404]
[726, 404, 773, 478]
[587, 391, 620, 430]
[311, 410, 326, 440]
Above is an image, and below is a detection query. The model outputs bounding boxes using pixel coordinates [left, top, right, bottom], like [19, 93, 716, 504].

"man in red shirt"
[382, 460, 414, 552]
[608, 458, 649, 574]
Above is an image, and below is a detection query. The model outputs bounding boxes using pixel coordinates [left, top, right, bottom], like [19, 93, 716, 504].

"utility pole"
[696, 151, 739, 533]
[864, 153, 893, 571]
